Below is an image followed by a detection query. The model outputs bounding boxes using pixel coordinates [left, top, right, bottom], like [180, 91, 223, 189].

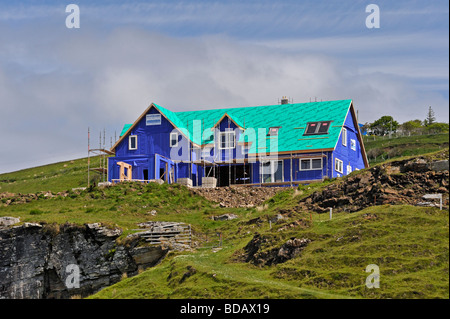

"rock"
[431, 160, 449, 172]
[403, 158, 429, 173]
[146, 209, 157, 216]
[86, 223, 122, 238]
[270, 214, 285, 223]
[382, 188, 398, 195]
[243, 234, 311, 266]
[295, 155, 449, 213]
[212, 213, 238, 221]
[0, 216, 20, 227]
[438, 187, 448, 193]
[0, 222, 174, 299]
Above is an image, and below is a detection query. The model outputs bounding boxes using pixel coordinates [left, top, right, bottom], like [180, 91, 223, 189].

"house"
[108, 98, 369, 187]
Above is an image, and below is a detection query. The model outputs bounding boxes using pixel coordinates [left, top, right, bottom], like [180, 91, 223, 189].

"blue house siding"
[332, 109, 365, 178]
[109, 106, 193, 182]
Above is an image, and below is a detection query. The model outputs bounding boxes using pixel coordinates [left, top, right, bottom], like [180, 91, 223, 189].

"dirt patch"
[191, 186, 287, 208]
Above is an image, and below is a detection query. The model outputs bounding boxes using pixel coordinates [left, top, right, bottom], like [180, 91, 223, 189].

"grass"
[89, 204, 448, 299]
[0, 134, 449, 299]
[0, 156, 106, 194]
[363, 133, 449, 164]
[1, 174, 448, 299]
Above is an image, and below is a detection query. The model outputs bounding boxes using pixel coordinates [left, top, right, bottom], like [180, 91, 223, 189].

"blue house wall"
[109, 106, 193, 182]
[332, 109, 365, 178]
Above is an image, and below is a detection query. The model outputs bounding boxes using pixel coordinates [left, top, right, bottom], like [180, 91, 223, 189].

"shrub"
[30, 209, 46, 215]
[367, 148, 384, 160]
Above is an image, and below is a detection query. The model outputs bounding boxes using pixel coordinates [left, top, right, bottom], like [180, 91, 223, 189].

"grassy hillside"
[363, 133, 449, 164]
[1, 176, 448, 299]
[0, 156, 104, 194]
[0, 135, 448, 299]
[89, 204, 448, 299]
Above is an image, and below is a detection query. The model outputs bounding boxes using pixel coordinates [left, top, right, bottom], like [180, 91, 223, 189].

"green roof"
[119, 124, 132, 137]
[123, 100, 353, 154]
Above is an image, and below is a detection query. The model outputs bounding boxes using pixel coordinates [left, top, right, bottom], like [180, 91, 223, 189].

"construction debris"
[192, 186, 286, 208]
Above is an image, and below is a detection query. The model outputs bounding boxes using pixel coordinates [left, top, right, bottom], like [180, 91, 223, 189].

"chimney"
[280, 96, 289, 105]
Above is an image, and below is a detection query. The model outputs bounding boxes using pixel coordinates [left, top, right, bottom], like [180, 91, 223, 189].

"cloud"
[0, 5, 448, 173]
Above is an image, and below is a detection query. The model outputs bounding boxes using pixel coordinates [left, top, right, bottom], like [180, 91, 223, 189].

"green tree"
[370, 116, 399, 136]
[400, 119, 423, 135]
[424, 122, 449, 133]
[424, 106, 436, 126]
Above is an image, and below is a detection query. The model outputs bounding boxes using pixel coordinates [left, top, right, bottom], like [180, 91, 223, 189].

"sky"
[0, 0, 448, 174]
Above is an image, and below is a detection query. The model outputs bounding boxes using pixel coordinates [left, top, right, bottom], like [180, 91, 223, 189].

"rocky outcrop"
[241, 234, 311, 266]
[0, 221, 170, 299]
[296, 157, 449, 214]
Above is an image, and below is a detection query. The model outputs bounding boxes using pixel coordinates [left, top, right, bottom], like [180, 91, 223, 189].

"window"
[346, 164, 352, 175]
[170, 132, 178, 147]
[303, 121, 332, 136]
[129, 135, 137, 150]
[219, 131, 235, 149]
[241, 144, 250, 156]
[260, 160, 283, 183]
[146, 114, 161, 126]
[201, 148, 211, 159]
[350, 139, 356, 151]
[267, 127, 281, 136]
[335, 158, 343, 174]
[299, 158, 322, 171]
[342, 128, 347, 146]
[317, 122, 330, 134]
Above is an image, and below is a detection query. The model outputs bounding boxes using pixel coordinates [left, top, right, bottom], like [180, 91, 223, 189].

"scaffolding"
[87, 127, 115, 187]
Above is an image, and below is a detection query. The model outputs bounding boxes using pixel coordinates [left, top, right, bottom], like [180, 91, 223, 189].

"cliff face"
[0, 222, 169, 299]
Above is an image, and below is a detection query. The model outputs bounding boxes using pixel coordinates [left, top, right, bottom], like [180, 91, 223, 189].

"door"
[143, 169, 149, 181]
[260, 160, 283, 183]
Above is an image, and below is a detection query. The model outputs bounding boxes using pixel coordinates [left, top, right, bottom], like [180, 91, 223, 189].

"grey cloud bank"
[0, 1, 448, 174]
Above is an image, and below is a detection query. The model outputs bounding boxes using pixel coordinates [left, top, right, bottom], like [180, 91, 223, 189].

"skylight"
[267, 127, 281, 136]
[303, 121, 332, 136]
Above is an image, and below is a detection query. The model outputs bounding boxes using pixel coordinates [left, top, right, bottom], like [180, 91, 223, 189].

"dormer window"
[267, 127, 281, 136]
[219, 131, 235, 149]
[303, 121, 332, 136]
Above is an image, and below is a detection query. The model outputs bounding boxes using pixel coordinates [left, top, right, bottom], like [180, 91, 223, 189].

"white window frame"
[335, 158, 343, 174]
[170, 132, 178, 148]
[129, 135, 137, 150]
[350, 138, 356, 151]
[346, 164, 352, 175]
[260, 160, 284, 183]
[218, 131, 236, 150]
[299, 158, 323, 171]
[342, 128, 347, 146]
